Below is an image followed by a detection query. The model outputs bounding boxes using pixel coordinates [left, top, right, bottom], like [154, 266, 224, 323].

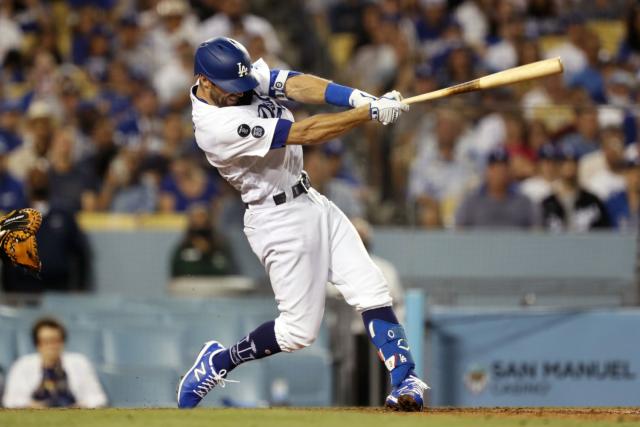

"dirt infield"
[2, 407, 639, 427]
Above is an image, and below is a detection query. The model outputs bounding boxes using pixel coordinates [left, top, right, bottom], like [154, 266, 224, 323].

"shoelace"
[397, 377, 429, 394]
[193, 369, 239, 398]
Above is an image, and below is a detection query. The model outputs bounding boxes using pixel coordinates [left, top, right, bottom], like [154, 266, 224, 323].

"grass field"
[1, 408, 639, 427]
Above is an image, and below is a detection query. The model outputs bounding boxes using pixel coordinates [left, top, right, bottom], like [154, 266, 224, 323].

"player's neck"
[196, 84, 215, 106]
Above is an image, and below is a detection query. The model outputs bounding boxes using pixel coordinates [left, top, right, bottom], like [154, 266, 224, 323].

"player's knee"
[275, 317, 320, 351]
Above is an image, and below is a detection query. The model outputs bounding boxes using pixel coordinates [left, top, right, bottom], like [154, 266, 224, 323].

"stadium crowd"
[0, 0, 639, 231]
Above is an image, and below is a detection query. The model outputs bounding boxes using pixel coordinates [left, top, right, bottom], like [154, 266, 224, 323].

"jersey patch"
[252, 126, 265, 138]
[237, 124, 251, 137]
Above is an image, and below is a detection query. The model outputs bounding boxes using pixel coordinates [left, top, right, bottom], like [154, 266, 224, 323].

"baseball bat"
[403, 57, 563, 105]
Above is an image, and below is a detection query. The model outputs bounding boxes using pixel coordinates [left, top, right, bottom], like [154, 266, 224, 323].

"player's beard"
[211, 88, 254, 107]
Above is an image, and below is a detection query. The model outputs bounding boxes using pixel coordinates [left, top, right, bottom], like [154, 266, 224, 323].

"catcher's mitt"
[0, 208, 42, 272]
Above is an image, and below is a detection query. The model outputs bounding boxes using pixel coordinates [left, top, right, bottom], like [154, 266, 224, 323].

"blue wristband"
[324, 83, 354, 107]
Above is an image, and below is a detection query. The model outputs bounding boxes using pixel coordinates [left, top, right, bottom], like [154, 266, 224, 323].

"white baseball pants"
[243, 189, 392, 352]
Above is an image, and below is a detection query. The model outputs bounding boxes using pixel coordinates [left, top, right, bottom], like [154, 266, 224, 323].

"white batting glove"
[369, 91, 409, 125]
[349, 89, 377, 108]
[382, 90, 403, 102]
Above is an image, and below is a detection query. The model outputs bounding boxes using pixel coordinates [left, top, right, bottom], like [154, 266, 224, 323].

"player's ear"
[198, 75, 212, 89]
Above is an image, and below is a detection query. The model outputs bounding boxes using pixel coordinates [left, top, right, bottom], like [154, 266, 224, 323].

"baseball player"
[177, 37, 428, 411]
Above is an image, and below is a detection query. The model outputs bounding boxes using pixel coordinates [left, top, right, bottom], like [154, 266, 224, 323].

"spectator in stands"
[455, 147, 538, 229]
[159, 155, 219, 213]
[606, 154, 640, 230]
[198, 0, 282, 57]
[0, 100, 23, 151]
[171, 204, 237, 277]
[116, 86, 162, 151]
[544, 14, 587, 78]
[147, 0, 199, 71]
[152, 39, 194, 109]
[520, 143, 559, 205]
[47, 127, 98, 212]
[408, 109, 475, 227]
[2, 317, 106, 408]
[604, 71, 637, 146]
[558, 106, 600, 158]
[0, 137, 26, 213]
[303, 145, 364, 219]
[541, 145, 610, 232]
[503, 113, 535, 180]
[617, 2, 640, 69]
[569, 30, 605, 103]
[114, 15, 155, 80]
[8, 101, 55, 180]
[0, 1, 23, 64]
[580, 126, 627, 200]
[2, 168, 91, 293]
[97, 147, 158, 213]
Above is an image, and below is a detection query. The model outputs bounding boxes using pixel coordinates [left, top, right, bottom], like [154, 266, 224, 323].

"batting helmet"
[194, 37, 259, 93]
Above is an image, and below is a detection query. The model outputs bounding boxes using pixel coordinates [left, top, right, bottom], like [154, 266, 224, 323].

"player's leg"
[178, 198, 330, 408]
[324, 197, 428, 411]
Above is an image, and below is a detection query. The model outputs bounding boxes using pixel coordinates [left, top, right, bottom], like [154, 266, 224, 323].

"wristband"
[324, 83, 355, 107]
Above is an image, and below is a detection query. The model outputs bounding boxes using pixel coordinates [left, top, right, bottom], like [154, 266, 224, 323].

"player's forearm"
[284, 74, 330, 104]
[286, 106, 369, 145]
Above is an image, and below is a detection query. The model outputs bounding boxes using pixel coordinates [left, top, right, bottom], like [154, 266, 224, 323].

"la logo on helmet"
[237, 63, 249, 77]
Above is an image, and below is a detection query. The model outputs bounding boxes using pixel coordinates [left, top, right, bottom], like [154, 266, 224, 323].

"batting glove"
[349, 89, 378, 108]
[369, 92, 409, 125]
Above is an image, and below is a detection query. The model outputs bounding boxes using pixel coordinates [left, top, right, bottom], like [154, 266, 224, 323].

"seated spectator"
[503, 113, 535, 180]
[580, 126, 627, 200]
[198, 0, 282, 57]
[116, 86, 162, 151]
[409, 109, 475, 227]
[97, 147, 159, 213]
[0, 137, 26, 212]
[558, 106, 600, 158]
[47, 127, 98, 213]
[8, 101, 55, 181]
[606, 155, 640, 230]
[159, 155, 219, 213]
[544, 15, 587, 78]
[2, 168, 91, 293]
[455, 147, 538, 229]
[541, 146, 610, 232]
[171, 204, 237, 277]
[303, 145, 364, 219]
[0, 100, 24, 151]
[2, 317, 106, 408]
[520, 143, 558, 204]
[604, 71, 637, 146]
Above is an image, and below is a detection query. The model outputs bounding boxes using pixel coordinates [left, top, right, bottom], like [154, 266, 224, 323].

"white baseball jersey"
[190, 58, 302, 204]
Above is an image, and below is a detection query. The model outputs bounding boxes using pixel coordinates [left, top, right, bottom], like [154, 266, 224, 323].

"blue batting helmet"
[194, 37, 259, 93]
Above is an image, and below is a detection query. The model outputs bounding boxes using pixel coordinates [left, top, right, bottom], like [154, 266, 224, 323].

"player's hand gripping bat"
[404, 57, 563, 105]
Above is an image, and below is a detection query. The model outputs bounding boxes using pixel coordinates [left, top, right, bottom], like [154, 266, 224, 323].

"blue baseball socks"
[211, 320, 282, 373]
[362, 307, 415, 387]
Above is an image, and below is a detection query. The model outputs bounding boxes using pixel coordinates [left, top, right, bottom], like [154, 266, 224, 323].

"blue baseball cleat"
[385, 375, 430, 412]
[177, 341, 236, 409]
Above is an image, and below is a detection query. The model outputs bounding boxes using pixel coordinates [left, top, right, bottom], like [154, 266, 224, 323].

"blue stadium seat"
[173, 316, 240, 369]
[99, 365, 180, 408]
[103, 326, 184, 368]
[263, 349, 333, 406]
[0, 326, 16, 375]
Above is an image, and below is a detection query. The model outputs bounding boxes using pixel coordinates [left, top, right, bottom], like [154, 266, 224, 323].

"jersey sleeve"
[252, 58, 301, 100]
[195, 108, 292, 164]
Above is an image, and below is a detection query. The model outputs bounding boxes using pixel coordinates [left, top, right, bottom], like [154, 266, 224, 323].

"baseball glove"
[0, 208, 42, 273]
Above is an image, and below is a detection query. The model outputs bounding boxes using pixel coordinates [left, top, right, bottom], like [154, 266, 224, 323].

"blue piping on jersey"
[271, 119, 292, 149]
